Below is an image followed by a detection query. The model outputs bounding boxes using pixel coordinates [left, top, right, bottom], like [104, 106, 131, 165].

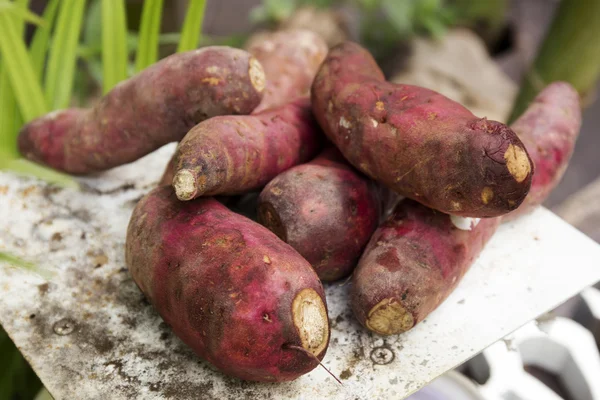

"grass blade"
[0, 251, 54, 279]
[29, 0, 61, 83]
[0, 156, 79, 189]
[0, 0, 45, 26]
[135, 0, 164, 72]
[0, 64, 21, 158]
[177, 0, 206, 53]
[0, 13, 47, 122]
[44, 0, 86, 109]
[0, 0, 31, 156]
[101, 0, 128, 93]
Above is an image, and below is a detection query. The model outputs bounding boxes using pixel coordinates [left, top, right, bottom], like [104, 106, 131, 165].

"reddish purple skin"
[351, 200, 500, 333]
[505, 82, 581, 220]
[19, 47, 264, 174]
[351, 82, 582, 335]
[311, 42, 533, 218]
[173, 97, 323, 198]
[126, 187, 329, 382]
[246, 29, 328, 112]
[257, 148, 381, 281]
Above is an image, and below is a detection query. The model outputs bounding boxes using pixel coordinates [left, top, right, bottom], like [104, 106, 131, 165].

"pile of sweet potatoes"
[18, 30, 582, 382]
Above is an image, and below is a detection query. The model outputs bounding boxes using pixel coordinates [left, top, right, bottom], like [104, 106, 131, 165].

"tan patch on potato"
[427, 112, 437, 120]
[339, 116, 352, 129]
[504, 144, 531, 183]
[205, 66, 219, 73]
[201, 77, 221, 86]
[451, 201, 462, 211]
[292, 289, 329, 356]
[481, 187, 494, 204]
[366, 298, 414, 335]
[270, 186, 283, 196]
[375, 101, 385, 111]
[248, 56, 266, 93]
[263, 255, 271, 264]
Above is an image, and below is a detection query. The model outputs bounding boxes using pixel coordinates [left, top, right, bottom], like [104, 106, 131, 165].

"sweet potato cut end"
[504, 144, 532, 183]
[173, 169, 202, 201]
[292, 288, 329, 356]
[249, 57, 266, 93]
[366, 298, 414, 336]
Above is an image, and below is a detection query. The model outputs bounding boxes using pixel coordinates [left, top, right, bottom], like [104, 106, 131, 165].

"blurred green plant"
[509, 0, 600, 122]
[250, 0, 455, 60]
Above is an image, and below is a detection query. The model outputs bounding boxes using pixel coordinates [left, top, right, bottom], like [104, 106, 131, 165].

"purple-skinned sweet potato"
[505, 82, 581, 220]
[171, 97, 322, 201]
[19, 47, 265, 174]
[351, 82, 582, 336]
[126, 186, 329, 381]
[246, 29, 328, 112]
[257, 147, 381, 281]
[311, 41, 533, 218]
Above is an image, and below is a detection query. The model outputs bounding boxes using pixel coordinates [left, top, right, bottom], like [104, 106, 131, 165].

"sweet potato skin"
[311, 41, 533, 218]
[350, 82, 582, 336]
[126, 187, 329, 382]
[257, 148, 380, 281]
[247, 29, 328, 112]
[351, 201, 499, 335]
[505, 82, 581, 220]
[19, 47, 265, 174]
[172, 97, 322, 200]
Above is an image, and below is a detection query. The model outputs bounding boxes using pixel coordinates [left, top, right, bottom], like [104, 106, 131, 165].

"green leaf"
[83, 0, 102, 49]
[0, 0, 45, 26]
[29, 0, 61, 83]
[0, 12, 47, 122]
[0, 156, 79, 189]
[0, 64, 21, 158]
[177, 0, 207, 53]
[101, 0, 128, 93]
[135, 0, 164, 72]
[44, 0, 86, 109]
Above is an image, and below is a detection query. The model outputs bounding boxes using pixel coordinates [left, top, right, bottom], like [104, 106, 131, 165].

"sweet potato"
[19, 47, 265, 174]
[126, 186, 329, 381]
[505, 82, 581, 220]
[246, 29, 328, 112]
[257, 148, 381, 281]
[351, 82, 581, 336]
[311, 41, 533, 218]
[171, 97, 322, 201]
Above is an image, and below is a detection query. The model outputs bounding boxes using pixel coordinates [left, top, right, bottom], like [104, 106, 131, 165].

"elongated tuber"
[126, 186, 330, 381]
[172, 98, 322, 201]
[311, 41, 533, 218]
[19, 47, 265, 174]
